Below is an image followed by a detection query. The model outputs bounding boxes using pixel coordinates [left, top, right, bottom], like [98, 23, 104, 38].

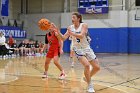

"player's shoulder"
[67, 25, 73, 30]
[69, 24, 73, 27]
[81, 23, 88, 28]
[81, 22, 87, 26]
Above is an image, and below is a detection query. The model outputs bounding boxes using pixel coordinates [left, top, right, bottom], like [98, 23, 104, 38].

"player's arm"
[51, 23, 69, 41]
[60, 30, 70, 41]
[59, 39, 63, 49]
[59, 39, 64, 54]
[58, 31, 69, 41]
[54, 27, 70, 41]
[68, 23, 88, 39]
[55, 29, 64, 54]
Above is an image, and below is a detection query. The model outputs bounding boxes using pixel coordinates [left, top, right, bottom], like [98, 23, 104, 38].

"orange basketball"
[38, 18, 51, 31]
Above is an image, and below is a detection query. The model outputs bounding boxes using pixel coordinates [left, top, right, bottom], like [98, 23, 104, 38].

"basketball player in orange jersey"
[41, 22, 66, 80]
[56, 12, 100, 92]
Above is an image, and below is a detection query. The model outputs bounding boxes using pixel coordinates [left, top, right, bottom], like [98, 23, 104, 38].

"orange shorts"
[46, 48, 60, 58]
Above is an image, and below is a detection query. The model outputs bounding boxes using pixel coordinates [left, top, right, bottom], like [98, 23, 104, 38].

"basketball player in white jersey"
[56, 12, 100, 92]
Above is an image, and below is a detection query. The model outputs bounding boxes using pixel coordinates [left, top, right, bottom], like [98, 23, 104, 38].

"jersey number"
[76, 38, 80, 43]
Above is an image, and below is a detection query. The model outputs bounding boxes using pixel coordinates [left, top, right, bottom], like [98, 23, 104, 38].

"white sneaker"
[42, 72, 48, 78]
[58, 73, 66, 80]
[87, 82, 95, 93]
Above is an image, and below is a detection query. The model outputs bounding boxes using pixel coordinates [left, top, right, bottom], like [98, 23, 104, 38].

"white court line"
[0, 75, 18, 84]
[94, 83, 128, 93]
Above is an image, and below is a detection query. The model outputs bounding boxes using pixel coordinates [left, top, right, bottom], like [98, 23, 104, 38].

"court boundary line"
[0, 75, 18, 84]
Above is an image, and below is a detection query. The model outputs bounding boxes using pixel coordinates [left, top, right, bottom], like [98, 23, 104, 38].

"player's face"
[72, 15, 79, 24]
[49, 23, 54, 32]
[47, 22, 54, 32]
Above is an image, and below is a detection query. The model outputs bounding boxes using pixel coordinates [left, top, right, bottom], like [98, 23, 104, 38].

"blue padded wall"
[61, 27, 140, 53]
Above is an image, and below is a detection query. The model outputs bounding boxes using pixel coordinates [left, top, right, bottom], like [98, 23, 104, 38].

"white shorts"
[74, 48, 96, 61]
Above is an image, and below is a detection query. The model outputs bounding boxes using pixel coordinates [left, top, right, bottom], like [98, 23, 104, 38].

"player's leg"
[86, 49, 100, 77]
[70, 50, 75, 67]
[43, 50, 54, 78]
[89, 58, 100, 77]
[78, 56, 91, 85]
[53, 56, 63, 71]
[24, 47, 28, 56]
[85, 58, 100, 93]
[16, 48, 19, 56]
[53, 48, 65, 79]
[19, 47, 23, 56]
[53, 56, 65, 79]
[85, 49, 100, 92]
[43, 57, 52, 78]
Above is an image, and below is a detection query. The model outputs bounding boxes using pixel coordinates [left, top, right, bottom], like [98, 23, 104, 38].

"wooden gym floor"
[0, 53, 140, 93]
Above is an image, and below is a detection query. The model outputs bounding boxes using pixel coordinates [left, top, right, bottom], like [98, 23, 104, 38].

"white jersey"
[70, 23, 90, 50]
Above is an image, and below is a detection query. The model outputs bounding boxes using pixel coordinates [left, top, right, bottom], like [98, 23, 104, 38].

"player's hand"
[67, 26, 71, 32]
[51, 24, 60, 34]
[55, 27, 61, 34]
[60, 49, 64, 55]
[67, 26, 74, 36]
[51, 23, 56, 28]
[68, 30, 74, 36]
[54, 31, 59, 36]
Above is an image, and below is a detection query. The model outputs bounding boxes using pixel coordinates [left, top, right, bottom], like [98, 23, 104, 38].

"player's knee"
[45, 63, 49, 66]
[85, 64, 90, 69]
[54, 61, 58, 65]
[94, 59, 100, 71]
[95, 65, 100, 72]
[45, 61, 50, 65]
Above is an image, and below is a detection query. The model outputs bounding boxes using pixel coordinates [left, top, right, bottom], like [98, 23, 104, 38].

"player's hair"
[72, 12, 82, 23]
